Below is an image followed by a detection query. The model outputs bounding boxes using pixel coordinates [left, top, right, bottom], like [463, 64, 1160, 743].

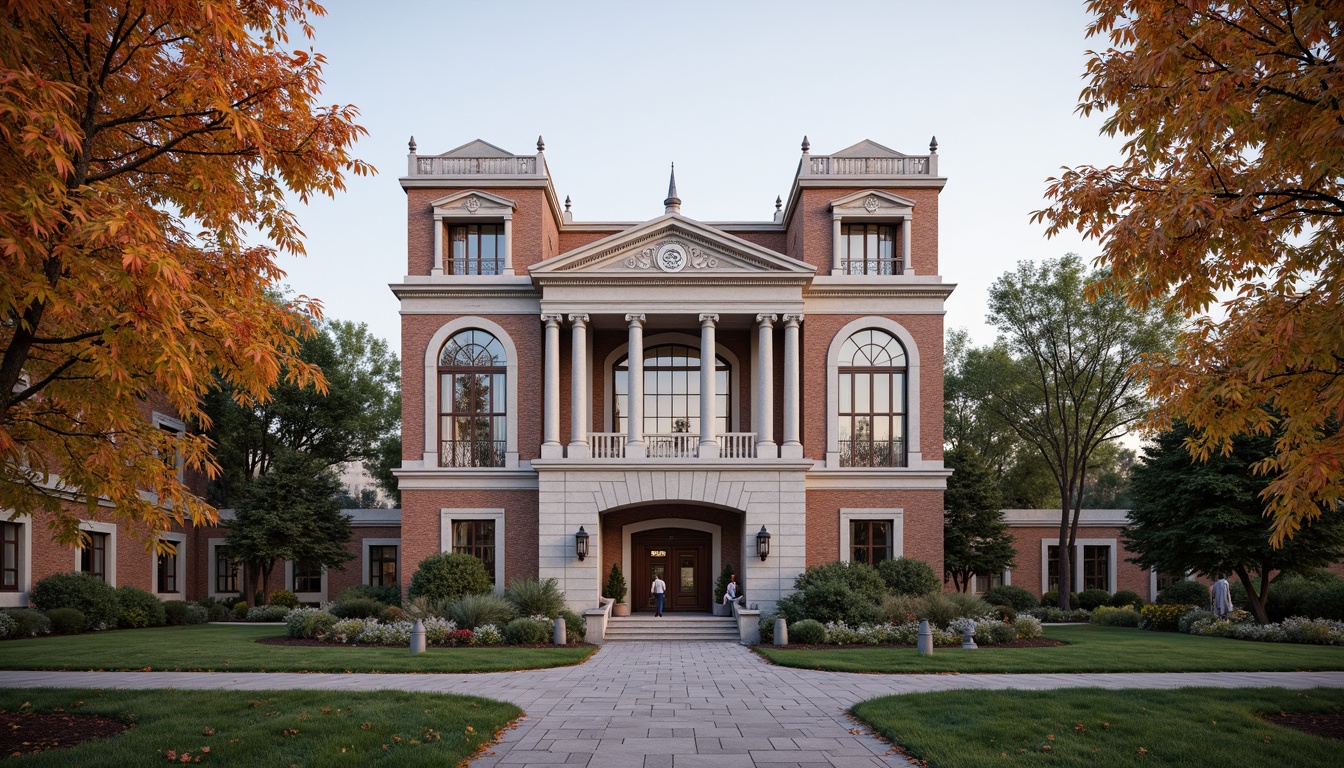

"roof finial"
[664, 162, 681, 214]
[564, 195, 571, 212]
[801, 135, 810, 153]
[775, 195, 782, 212]
[408, 135, 416, 152]
[929, 135, 938, 154]
[537, 135, 545, 152]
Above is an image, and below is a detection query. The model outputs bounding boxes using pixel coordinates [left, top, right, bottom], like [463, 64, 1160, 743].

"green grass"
[0, 624, 596, 673]
[852, 687, 1344, 767]
[756, 624, 1344, 673]
[0, 687, 518, 767]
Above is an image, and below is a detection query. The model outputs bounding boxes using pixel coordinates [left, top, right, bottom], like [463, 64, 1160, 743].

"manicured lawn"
[0, 624, 596, 673]
[852, 686, 1344, 767]
[0, 687, 519, 767]
[756, 624, 1344, 673]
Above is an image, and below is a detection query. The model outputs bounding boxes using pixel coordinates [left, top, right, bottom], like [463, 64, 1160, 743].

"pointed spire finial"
[408, 135, 417, 152]
[775, 195, 782, 212]
[537, 135, 545, 152]
[801, 135, 810, 153]
[564, 195, 571, 212]
[929, 135, 938, 154]
[664, 162, 681, 214]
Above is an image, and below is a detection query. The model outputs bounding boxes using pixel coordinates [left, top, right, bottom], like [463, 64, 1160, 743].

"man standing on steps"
[651, 572, 666, 617]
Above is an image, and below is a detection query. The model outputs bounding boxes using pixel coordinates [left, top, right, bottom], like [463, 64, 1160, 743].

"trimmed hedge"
[47, 607, 85, 634]
[6, 608, 51, 637]
[776, 561, 885, 626]
[502, 617, 551, 645]
[329, 597, 385, 619]
[31, 572, 119, 630]
[1109, 590, 1144, 609]
[981, 585, 1039, 612]
[789, 619, 827, 644]
[408, 552, 492, 602]
[164, 600, 209, 625]
[268, 590, 300, 608]
[877, 557, 940, 596]
[1157, 580, 1209, 607]
[1077, 589, 1112, 610]
[115, 586, 166, 628]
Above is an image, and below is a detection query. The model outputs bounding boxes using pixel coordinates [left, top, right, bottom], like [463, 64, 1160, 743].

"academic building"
[390, 136, 955, 615]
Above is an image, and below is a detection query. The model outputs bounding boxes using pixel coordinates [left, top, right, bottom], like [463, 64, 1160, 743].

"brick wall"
[1006, 525, 1154, 599]
[792, 187, 941, 275]
[400, 488, 538, 592]
[805, 489, 944, 581]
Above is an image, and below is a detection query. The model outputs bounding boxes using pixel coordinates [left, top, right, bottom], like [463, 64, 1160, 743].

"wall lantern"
[575, 526, 590, 561]
[756, 525, 771, 561]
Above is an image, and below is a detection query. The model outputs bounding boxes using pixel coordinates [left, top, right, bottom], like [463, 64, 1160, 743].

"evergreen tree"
[943, 445, 1016, 592]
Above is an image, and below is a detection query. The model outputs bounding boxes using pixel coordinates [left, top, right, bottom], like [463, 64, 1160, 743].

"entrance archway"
[631, 528, 711, 612]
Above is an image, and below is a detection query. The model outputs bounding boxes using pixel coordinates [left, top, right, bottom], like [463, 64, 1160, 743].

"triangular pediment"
[830, 139, 907, 158]
[438, 139, 514, 158]
[530, 214, 815, 279]
[430, 189, 516, 214]
[830, 189, 917, 214]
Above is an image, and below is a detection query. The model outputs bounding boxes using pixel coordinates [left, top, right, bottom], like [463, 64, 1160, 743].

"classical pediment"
[829, 139, 908, 158]
[530, 214, 814, 280]
[430, 189, 516, 216]
[830, 189, 916, 216]
[436, 139, 515, 158]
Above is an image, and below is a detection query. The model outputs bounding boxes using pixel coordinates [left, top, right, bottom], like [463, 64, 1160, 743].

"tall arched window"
[838, 329, 907, 467]
[613, 344, 730, 436]
[439, 329, 506, 467]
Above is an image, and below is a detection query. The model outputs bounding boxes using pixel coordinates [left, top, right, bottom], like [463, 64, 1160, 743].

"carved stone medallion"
[654, 241, 688, 273]
[463, 195, 481, 213]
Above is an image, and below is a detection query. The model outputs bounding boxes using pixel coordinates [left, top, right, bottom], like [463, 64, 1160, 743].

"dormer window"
[841, 223, 899, 276]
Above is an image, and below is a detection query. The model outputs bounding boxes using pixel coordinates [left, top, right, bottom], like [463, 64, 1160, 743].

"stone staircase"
[604, 613, 740, 642]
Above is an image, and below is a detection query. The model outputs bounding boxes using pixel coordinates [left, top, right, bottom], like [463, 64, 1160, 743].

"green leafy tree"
[961, 255, 1175, 608]
[1125, 421, 1344, 624]
[1081, 442, 1136, 509]
[943, 445, 1016, 592]
[206, 318, 399, 506]
[225, 451, 353, 604]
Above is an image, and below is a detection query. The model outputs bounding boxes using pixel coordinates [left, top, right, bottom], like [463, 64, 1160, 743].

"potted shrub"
[713, 564, 735, 616]
[604, 564, 629, 617]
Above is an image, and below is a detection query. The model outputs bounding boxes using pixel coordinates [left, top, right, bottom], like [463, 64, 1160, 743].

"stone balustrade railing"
[807, 155, 933, 176]
[586, 432, 759, 460]
[411, 155, 540, 176]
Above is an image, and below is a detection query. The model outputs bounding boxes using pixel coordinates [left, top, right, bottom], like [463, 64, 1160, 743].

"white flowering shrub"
[1012, 615, 1043, 639]
[473, 623, 505, 646]
[818, 618, 1023, 646]
[0, 611, 14, 639]
[286, 607, 337, 639]
[1185, 615, 1344, 645]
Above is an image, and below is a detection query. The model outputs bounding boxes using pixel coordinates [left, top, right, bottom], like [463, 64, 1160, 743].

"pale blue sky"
[279, 1, 1121, 353]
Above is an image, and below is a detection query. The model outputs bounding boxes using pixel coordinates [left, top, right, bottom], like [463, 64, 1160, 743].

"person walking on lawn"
[651, 573, 667, 616]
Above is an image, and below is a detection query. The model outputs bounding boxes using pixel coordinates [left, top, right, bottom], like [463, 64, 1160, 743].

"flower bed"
[283, 607, 555, 647]
[1185, 615, 1344, 645]
[793, 616, 1044, 647]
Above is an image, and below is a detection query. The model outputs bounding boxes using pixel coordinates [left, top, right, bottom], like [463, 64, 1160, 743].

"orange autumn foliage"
[1035, 1, 1344, 545]
[0, 1, 372, 545]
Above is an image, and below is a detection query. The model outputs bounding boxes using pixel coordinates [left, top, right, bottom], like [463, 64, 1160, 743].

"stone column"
[902, 216, 912, 274]
[698, 314, 719, 458]
[568, 314, 590, 459]
[541, 314, 563, 458]
[432, 217, 445, 276]
[625, 314, 646, 459]
[781, 314, 804, 459]
[755, 314, 777, 458]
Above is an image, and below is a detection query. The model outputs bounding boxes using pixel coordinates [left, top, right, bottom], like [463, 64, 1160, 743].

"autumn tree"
[0, 1, 370, 546]
[1125, 421, 1344, 623]
[1035, 1, 1344, 544]
[943, 445, 1015, 592]
[204, 319, 399, 508]
[961, 255, 1174, 609]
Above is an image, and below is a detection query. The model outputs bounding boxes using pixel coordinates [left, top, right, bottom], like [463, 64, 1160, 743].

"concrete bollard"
[410, 618, 426, 654]
[961, 624, 978, 650]
[553, 616, 567, 645]
[774, 617, 789, 646]
[917, 619, 933, 656]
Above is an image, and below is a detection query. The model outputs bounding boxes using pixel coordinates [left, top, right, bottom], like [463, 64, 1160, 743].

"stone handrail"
[585, 596, 614, 644]
[413, 155, 539, 176]
[730, 596, 760, 645]
[807, 155, 932, 176]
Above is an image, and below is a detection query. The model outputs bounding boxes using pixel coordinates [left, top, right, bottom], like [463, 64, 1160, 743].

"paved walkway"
[3, 642, 1343, 768]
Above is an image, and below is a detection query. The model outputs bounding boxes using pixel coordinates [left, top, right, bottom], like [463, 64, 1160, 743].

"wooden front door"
[631, 528, 711, 613]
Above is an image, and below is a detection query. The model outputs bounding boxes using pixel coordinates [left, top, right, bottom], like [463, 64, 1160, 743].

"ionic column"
[698, 314, 719, 458]
[625, 314, 647, 459]
[568, 314, 590, 459]
[755, 314, 777, 458]
[902, 216, 912, 274]
[540, 314, 563, 458]
[781, 314, 804, 459]
[432, 217, 445, 276]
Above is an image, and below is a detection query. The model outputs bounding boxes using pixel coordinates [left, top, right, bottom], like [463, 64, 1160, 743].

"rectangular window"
[1083, 545, 1110, 592]
[1155, 570, 1181, 593]
[452, 520, 496, 586]
[292, 562, 322, 593]
[850, 520, 892, 565]
[215, 546, 239, 593]
[369, 546, 398, 588]
[448, 224, 504, 275]
[841, 223, 898, 275]
[156, 543, 178, 594]
[0, 522, 19, 592]
[1047, 545, 1058, 591]
[80, 532, 109, 582]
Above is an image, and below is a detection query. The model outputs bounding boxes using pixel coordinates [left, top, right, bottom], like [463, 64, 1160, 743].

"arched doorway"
[631, 528, 712, 613]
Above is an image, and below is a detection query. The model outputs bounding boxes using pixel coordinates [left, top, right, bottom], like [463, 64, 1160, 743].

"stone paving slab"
[3, 642, 1344, 767]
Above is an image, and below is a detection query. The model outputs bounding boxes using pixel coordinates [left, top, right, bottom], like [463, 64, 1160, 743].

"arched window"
[613, 344, 730, 437]
[838, 329, 907, 467]
[438, 329, 506, 467]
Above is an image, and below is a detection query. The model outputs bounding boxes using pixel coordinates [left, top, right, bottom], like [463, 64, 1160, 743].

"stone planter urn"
[712, 602, 729, 617]
[613, 602, 631, 617]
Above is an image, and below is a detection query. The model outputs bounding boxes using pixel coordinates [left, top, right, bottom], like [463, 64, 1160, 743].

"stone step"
[605, 614, 739, 642]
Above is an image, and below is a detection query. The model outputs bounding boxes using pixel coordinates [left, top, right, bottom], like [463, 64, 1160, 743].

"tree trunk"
[1056, 494, 1072, 610]
[1233, 565, 1269, 624]
[260, 563, 273, 603]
